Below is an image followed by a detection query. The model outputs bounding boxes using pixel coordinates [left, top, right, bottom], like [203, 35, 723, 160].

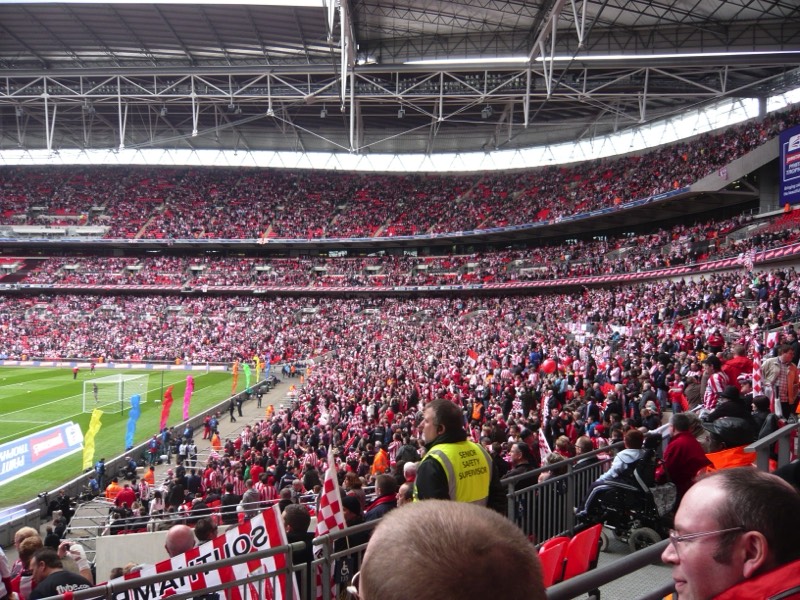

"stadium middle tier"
[1, 210, 798, 291]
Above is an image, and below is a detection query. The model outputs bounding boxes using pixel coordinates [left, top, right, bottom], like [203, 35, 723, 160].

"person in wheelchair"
[577, 430, 670, 549]
[597, 429, 645, 484]
[577, 429, 646, 513]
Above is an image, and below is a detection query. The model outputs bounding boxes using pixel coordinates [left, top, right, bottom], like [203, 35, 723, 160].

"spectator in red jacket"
[662, 413, 711, 504]
[721, 344, 754, 392]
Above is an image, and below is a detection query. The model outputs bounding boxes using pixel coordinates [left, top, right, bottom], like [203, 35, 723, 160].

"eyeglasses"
[345, 570, 360, 599]
[668, 527, 743, 556]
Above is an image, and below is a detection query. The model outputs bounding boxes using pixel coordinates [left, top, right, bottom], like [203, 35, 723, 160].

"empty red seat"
[538, 537, 569, 587]
[540, 535, 571, 552]
[563, 524, 603, 580]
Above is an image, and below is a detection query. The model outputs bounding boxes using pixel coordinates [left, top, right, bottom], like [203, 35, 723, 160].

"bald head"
[165, 524, 196, 557]
[360, 501, 544, 600]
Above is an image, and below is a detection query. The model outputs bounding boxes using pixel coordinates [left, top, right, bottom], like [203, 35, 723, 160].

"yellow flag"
[82, 409, 104, 471]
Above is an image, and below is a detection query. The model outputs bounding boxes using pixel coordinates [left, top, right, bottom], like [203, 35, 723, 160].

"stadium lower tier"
[0, 264, 794, 367]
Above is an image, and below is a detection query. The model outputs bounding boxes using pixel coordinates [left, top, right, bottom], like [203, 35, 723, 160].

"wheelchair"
[576, 440, 675, 552]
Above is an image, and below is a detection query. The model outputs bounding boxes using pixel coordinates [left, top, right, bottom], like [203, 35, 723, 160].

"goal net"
[82, 374, 149, 414]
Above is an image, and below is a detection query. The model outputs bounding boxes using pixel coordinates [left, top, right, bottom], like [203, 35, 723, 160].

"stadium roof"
[1, 0, 799, 156]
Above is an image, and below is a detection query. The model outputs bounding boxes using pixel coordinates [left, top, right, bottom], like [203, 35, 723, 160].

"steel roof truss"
[649, 67, 724, 95]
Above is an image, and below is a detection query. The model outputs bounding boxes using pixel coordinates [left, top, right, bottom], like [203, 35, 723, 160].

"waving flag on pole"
[125, 394, 142, 450]
[244, 363, 252, 389]
[183, 376, 194, 420]
[538, 430, 552, 465]
[160, 385, 175, 431]
[82, 409, 103, 470]
[314, 450, 346, 600]
[264, 352, 272, 380]
[232, 360, 240, 393]
[315, 450, 346, 537]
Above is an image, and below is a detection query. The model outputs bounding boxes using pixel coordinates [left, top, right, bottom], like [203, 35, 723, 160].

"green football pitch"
[0, 367, 237, 508]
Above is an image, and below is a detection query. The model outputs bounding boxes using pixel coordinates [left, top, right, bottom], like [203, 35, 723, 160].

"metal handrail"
[546, 539, 672, 600]
[502, 442, 621, 539]
[744, 420, 800, 471]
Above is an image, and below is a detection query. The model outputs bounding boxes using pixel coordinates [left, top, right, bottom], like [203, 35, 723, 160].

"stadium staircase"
[2, 258, 45, 283]
[135, 214, 158, 239]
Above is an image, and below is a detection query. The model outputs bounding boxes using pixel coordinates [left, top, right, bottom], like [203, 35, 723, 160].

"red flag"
[159, 385, 174, 431]
[183, 376, 194, 420]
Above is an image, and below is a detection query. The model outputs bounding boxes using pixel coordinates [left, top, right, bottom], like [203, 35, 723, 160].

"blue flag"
[125, 394, 142, 450]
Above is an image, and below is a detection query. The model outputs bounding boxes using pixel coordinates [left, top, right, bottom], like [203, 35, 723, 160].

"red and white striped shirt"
[302, 452, 320, 470]
[231, 476, 247, 496]
[704, 371, 729, 410]
[204, 469, 220, 491]
[387, 440, 401, 461]
[255, 481, 278, 502]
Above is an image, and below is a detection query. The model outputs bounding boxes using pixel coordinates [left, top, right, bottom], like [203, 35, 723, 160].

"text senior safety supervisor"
[414, 399, 506, 512]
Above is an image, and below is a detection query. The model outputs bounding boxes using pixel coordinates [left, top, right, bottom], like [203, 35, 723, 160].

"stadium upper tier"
[1, 106, 798, 242]
[5, 212, 800, 290]
[0, 265, 794, 365]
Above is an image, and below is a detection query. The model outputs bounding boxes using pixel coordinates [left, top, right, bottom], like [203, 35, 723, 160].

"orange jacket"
[105, 480, 121, 501]
[371, 448, 390, 476]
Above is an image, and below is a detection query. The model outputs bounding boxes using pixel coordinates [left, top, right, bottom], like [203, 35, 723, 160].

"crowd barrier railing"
[745, 419, 800, 470]
[546, 539, 672, 600]
[502, 442, 621, 542]
[311, 519, 378, 600]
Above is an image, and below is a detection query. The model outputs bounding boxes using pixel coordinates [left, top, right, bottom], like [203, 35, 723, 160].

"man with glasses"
[661, 468, 800, 599]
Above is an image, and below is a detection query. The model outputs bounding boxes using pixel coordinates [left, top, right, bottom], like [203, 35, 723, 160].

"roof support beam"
[525, 0, 571, 127]
[339, 0, 356, 109]
[117, 77, 128, 150]
[42, 80, 53, 152]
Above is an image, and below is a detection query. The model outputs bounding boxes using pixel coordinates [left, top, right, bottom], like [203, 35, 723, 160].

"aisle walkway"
[147, 374, 295, 489]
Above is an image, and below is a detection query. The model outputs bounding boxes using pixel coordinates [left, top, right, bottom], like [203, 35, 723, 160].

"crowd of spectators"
[8, 211, 800, 288]
[1, 106, 798, 240]
[53, 263, 799, 557]
[5, 257, 800, 599]
[4, 105, 800, 600]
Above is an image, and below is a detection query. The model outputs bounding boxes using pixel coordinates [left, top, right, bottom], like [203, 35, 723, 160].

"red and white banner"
[113, 505, 298, 600]
[752, 344, 763, 396]
[314, 450, 346, 600]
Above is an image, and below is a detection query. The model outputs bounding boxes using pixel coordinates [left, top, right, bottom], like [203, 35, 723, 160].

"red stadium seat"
[539, 535, 571, 552]
[538, 537, 569, 587]
[563, 524, 603, 580]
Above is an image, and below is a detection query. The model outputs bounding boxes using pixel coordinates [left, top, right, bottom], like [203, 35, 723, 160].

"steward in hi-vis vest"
[414, 399, 505, 513]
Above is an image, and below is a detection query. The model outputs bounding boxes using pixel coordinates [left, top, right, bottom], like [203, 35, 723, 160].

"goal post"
[82, 374, 149, 414]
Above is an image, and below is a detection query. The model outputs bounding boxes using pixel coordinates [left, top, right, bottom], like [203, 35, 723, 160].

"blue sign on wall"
[0, 422, 83, 486]
[779, 123, 800, 206]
